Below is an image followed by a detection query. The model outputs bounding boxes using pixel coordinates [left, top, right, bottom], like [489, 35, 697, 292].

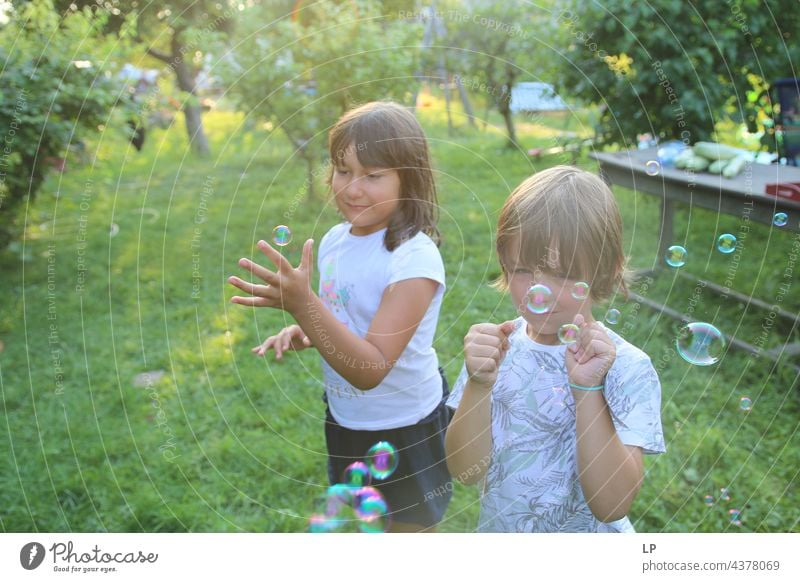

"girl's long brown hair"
[328, 101, 440, 251]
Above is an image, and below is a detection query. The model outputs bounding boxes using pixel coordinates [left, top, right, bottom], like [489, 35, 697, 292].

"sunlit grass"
[0, 95, 798, 533]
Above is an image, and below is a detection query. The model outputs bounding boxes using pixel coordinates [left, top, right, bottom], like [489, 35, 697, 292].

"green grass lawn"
[1, 97, 798, 533]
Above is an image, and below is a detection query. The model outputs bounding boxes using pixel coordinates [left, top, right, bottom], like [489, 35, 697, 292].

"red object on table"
[765, 182, 800, 202]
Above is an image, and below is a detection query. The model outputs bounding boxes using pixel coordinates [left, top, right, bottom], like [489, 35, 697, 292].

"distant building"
[510, 82, 567, 113]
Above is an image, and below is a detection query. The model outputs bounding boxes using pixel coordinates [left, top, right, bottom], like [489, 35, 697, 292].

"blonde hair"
[495, 165, 630, 301]
[328, 101, 440, 251]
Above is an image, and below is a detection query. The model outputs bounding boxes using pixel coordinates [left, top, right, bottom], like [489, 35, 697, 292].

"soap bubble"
[272, 225, 292, 246]
[571, 282, 590, 300]
[365, 441, 399, 480]
[716, 233, 736, 254]
[676, 322, 725, 366]
[719, 488, 731, 501]
[728, 508, 742, 526]
[773, 212, 788, 227]
[308, 514, 340, 533]
[324, 483, 355, 517]
[605, 309, 621, 325]
[558, 323, 580, 344]
[342, 461, 371, 487]
[739, 397, 752, 411]
[665, 245, 687, 267]
[353, 487, 390, 533]
[645, 160, 661, 176]
[526, 284, 554, 314]
[703, 495, 714, 507]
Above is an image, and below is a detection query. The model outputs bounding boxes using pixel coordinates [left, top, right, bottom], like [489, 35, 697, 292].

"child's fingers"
[302, 336, 312, 347]
[237, 257, 280, 285]
[257, 239, 293, 273]
[300, 239, 315, 273]
[230, 295, 274, 308]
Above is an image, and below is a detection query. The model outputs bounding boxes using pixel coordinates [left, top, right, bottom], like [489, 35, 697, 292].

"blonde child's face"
[504, 241, 596, 345]
[331, 145, 402, 236]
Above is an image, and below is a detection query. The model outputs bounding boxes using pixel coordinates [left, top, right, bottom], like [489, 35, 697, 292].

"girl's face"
[505, 242, 595, 345]
[332, 145, 402, 236]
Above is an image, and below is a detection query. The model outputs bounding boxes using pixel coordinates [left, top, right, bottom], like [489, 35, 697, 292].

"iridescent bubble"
[558, 323, 580, 344]
[365, 441, 399, 480]
[324, 483, 355, 517]
[703, 495, 714, 507]
[645, 160, 661, 176]
[342, 461, 371, 487]
[605, 308, 621, 325]
[665, 245, 687, 267]
[773, 212, 788, 227]
[739, 397, 752, 411]
[676, 322, 725, 366]
[728, 508, 742, 526]
[272, 224, 292, 246]
[719, 487, 731, 501]
[716, 233, 736, 254]
[526, 284, 554, 314]
[352, 486, 390, 533]
[308, 513, 339, 533]
[571, 281, 590, 300]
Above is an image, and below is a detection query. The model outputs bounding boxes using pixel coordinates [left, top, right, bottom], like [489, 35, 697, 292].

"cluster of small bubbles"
[665, 245, 687, 267]
[773, 212, 788, 227]
[676, 322, 725, 366]
[719, 488, 731, 502]
[365, 441, 399, 480]
[728, 508, 742, 526]
[272, 224, 292, 246]
[343, 461, 371, 487]
[353, 486, 390, 533]
[703, 495, 715, 507]
[716, 233, 736, 254]
[571, 282, 590, 300]
[526, 284, 554, 314]
[605, 308, 621, 325]
[645, 160, 661, 176]
[308, 443, 395, 533]
[558, 323, 580, 344]
[739, 397, 752, 411]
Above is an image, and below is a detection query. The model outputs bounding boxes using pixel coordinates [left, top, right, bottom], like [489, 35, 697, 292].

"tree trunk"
[499, 73, 518, 149]
[305, 154, 316, 201]
[149, 32, 211, 157]
[456, 75, 477, 129]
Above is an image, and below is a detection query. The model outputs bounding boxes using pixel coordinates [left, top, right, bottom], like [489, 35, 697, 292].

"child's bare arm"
[567, 313, 644, 522]
[445, 322, 514, 485]
[229, 239, 439, 390]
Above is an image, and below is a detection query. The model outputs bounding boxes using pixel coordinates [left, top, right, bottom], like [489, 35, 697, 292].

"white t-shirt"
[318, 223, 445, 430]
[447, 317, 666, 532]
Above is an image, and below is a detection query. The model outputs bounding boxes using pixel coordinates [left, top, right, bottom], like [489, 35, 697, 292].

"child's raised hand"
[565, 313, 616, 388]
[253, 324, 313, 359]
[228, 238, 314, 315]
[464, 321, 516, 387]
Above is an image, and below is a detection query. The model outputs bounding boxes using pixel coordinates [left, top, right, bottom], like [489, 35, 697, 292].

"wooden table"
[590, 148, 800, 365]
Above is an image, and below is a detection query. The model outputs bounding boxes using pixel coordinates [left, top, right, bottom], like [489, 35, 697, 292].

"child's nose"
[345, 176, 365, 198]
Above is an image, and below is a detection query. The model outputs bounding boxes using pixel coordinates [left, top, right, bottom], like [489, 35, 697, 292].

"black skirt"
[323, 369, 453, 527]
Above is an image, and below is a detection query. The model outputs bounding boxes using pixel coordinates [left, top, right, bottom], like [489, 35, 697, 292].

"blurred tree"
[556, 0, 800, 148]
[220, 0, 420, 199]
[53, 0, 240, 157]
[0, 0, 128, 249]
[433, 0, 561, 148]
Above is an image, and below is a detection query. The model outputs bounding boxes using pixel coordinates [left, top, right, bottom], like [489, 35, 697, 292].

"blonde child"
[445, 166, 665, 532]
[229, 102, 450, 532]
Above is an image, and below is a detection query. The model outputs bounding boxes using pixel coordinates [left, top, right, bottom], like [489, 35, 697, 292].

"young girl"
[228, 101, 451, 532]
[445, 166, 665, 532]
